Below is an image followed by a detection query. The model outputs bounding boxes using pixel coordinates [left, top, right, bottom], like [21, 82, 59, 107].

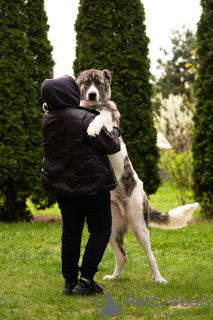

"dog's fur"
[76, 69, 199, 283]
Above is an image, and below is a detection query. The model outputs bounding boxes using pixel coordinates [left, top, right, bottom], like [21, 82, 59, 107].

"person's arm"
[82, 112, 121, 155]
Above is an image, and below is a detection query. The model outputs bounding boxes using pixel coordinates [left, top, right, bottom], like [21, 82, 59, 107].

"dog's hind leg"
[130, 217, 167, 283]
[103, 201, 128, 280]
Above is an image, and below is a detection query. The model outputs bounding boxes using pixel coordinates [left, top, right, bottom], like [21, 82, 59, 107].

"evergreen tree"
[25, 0, 54, 105]
[0, 0, 54, 221]
[25, 0, 55, 209]
[192, 0, 213, 215]
[73, 0, 160, 195]
[155, 27, 196, 101]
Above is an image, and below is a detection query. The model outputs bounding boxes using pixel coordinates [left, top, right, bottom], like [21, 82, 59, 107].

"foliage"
[154, 93, 195, 153]
[192, 0, 213, 216]
[154, 26, 197, 101]
[160, 150, 193, 205]
[0, 0, 54, 222]
[73, 0, 160, 195]
[26, 198, 60, 216]
[185, 50, 197, 74]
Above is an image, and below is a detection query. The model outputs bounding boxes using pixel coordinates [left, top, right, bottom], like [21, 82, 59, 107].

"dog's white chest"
[108, 142, 127, 181]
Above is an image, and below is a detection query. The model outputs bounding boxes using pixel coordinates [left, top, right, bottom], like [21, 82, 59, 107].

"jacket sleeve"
[82, 112, 121, 155]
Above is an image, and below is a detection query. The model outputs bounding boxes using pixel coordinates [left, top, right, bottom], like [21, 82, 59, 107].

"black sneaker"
[62, 281, 78, 295]
[72, 278, 104, 296]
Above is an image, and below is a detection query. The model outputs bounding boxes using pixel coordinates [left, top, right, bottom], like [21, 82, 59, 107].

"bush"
[160, 150, 193, 205]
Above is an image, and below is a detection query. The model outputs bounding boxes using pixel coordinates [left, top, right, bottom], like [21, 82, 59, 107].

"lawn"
[0, 184, 212, 319]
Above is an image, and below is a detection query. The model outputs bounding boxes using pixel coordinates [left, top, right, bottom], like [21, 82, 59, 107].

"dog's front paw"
[87, 115, 105, 137]
[103, 275, 116, 280]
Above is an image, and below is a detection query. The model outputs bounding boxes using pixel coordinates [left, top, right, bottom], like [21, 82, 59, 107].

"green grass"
[0, 221, 212, 319]
[0, 184, 212, 319]
[149, 181, 181, 212]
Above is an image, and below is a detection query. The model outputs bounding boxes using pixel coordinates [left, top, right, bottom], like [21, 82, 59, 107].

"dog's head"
[76, 69, 111, 107]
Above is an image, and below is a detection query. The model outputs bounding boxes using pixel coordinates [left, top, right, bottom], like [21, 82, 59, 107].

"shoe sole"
[73, 286, 104, 296]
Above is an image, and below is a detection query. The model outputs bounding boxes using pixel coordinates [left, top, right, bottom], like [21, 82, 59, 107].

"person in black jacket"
[41, 75, 121, 296]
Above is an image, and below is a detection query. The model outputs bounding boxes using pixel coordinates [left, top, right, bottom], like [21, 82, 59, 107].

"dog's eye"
[97, 81, 102, 86]
[85, 81, 89, 85]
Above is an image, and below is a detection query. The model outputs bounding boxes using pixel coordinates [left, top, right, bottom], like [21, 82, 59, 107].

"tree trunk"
[5, 180, 17, 222]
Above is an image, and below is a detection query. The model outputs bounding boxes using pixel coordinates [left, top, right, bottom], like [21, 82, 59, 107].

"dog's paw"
[87, 115, 105, 137]
[103, 275, 116, 280]
[152, 276, 168, 283]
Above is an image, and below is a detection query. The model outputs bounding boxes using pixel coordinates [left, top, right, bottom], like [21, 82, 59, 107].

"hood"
[41, 75, 80, 110]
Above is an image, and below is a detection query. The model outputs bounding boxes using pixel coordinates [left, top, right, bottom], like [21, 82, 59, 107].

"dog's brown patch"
[115, 225, 128, 256]
[121, 156, 137, 196]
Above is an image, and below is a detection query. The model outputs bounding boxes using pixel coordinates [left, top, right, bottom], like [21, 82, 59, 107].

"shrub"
[160, 150, 193, 205]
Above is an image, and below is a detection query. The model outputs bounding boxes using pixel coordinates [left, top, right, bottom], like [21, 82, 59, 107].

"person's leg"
[73, 192, 112, 295]
[55, 195, 85, 285]
[80, 192, 112, 280]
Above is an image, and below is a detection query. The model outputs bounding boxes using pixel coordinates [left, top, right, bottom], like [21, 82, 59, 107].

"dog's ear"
[76, 72, 82, 85]
[102, 69, 111, 84]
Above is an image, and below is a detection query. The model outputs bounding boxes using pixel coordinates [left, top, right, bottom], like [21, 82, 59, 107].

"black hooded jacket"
[41, 75, 120, 197]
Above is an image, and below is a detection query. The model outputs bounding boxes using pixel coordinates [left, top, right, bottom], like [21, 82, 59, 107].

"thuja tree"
[73, 0, 160, 195]
[25, 0, 54, 105]
[192, 0, 213, 215]
[0, 0, 54, 222]
[25, 0, 55, 210]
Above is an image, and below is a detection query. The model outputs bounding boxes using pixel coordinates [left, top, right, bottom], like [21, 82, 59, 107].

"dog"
[76, 69, 199, 283]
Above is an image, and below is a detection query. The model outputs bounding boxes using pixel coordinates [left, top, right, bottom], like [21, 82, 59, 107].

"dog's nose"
[89, 92, 97, 101]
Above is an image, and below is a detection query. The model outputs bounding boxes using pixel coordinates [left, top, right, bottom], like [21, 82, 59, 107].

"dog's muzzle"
[88, 92, 97, 101]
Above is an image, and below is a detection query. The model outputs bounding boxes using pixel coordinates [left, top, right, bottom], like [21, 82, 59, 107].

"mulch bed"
[32, 214, 213, 224]
[33, 215, 62, 223]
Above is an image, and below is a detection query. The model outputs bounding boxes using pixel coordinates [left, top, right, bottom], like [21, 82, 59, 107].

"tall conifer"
[25, 0, 55, 210]
[0, 0, 54, 221]
[25, 0, 54, 105]
[156, 27, 196, 100]
[192, 0, 213, 214]
[73, 0, 160, 194]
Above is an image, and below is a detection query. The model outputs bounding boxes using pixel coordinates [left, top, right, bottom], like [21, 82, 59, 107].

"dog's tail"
[144, 194, 199, 229]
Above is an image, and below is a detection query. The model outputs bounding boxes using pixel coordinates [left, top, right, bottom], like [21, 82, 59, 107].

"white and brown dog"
[77, 69, 199, 283]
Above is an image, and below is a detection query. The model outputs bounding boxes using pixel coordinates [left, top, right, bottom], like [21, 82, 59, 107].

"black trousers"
[55, 192, 112, 283]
